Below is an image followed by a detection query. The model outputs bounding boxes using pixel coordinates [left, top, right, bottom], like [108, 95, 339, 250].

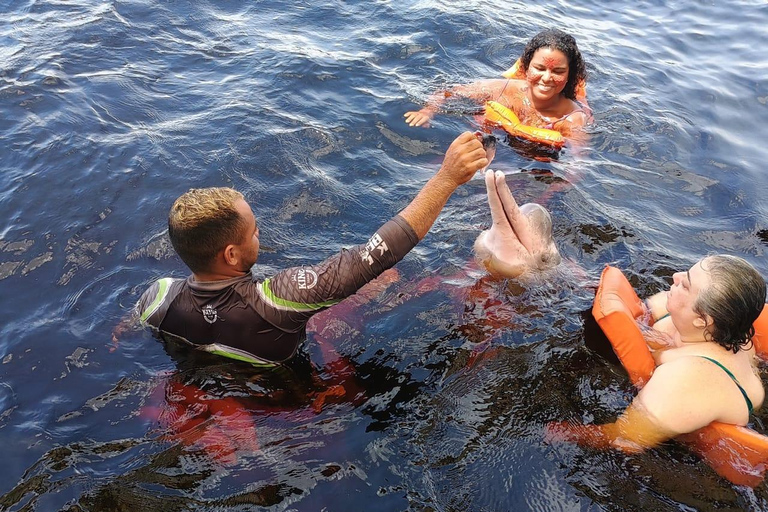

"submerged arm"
[404, 79, 509, 127]
[547, 113, 589, 158]
[548, 400, 677, 454]
[548, 361, 718, 452]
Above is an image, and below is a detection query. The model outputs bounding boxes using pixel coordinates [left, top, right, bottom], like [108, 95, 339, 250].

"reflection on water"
[2, 0, 768, 510]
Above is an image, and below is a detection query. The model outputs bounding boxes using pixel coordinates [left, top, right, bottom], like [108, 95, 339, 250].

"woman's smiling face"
[526, 47, 570, 102]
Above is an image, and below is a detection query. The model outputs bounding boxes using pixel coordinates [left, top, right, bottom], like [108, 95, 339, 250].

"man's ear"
[222, 244, 239, 267]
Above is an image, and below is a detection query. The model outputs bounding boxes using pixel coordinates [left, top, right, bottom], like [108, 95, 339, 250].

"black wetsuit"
[137, 216, 418, 366]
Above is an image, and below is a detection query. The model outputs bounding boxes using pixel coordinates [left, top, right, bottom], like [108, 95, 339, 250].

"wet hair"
[520, 28, 587, 101]
[168, 187, 247, 274]
[694, 255, 767, 353]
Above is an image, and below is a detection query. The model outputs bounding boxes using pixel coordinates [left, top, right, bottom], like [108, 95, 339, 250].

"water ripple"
[2, 0, 768, 510]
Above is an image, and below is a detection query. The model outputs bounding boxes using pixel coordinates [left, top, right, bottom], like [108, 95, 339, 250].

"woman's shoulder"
[652, 354, 711, 380]
[556, 98, 587, 123]
[654, 348, 760, 394]
[656, 342, 728, 364]
[638, 355, 738, 433]
[648, 350, 753, 396]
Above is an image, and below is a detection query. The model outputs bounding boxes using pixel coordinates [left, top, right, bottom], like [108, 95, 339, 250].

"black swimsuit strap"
[699, 356, 754, 415]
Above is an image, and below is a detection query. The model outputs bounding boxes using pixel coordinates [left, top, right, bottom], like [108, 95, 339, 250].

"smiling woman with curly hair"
[404, 28, 590, 141]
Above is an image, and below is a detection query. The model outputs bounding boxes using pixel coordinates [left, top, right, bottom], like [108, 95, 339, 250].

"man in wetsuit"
[137, 132, 489, 366]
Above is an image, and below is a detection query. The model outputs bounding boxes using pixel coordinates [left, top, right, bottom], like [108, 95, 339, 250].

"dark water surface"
[3, 1, 768, 510]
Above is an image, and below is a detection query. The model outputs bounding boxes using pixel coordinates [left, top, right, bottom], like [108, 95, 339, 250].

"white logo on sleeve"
[294, 269, 318, 290]
[360, 233, 389, 265]
[202, 305, 218, 324]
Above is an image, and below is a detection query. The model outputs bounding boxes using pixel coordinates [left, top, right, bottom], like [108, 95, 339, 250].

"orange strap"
[593, 265, 768, 487]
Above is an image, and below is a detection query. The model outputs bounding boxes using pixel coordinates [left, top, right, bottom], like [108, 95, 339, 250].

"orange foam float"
[484, 101, 565, 149]
[593, 265, 768, 487]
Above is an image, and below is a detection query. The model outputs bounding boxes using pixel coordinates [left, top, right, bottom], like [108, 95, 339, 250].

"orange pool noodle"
[592, 265, 768, 487]
[484, 101, 565, 148]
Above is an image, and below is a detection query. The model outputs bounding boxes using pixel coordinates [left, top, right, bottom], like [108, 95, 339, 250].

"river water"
[2, 1, 768, 510]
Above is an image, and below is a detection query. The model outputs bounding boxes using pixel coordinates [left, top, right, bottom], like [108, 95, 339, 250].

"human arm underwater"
[404, 79, 510, 127]
[547, 359, 724, 452]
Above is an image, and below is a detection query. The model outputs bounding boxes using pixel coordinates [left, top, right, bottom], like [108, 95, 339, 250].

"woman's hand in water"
[404, 108, 435, 127]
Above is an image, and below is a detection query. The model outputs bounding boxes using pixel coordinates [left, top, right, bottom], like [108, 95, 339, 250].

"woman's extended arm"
[404, 79, 510, 127]
[547, 399, 676, 453]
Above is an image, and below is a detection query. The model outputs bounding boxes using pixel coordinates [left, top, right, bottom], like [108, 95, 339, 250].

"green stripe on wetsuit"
[140, 277, 173, 323]
[259, 278, 341, 312]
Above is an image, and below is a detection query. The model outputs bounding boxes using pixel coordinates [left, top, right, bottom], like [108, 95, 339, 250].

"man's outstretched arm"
[399, 131, 488, 239]
[255, 132, 488, 330]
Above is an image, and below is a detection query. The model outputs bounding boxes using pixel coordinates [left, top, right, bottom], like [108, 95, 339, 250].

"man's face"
[234, 199, 260, 271]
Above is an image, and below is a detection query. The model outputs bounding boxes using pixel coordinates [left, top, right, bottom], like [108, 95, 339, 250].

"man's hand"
[436, 132, 489, 187]
[110, 314, 137, 352]
[398, 132, 488, 240]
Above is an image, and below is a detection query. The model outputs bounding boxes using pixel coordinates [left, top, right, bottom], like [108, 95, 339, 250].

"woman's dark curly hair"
[520, 28, 587, 101]
[694, 255, 767, 353]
